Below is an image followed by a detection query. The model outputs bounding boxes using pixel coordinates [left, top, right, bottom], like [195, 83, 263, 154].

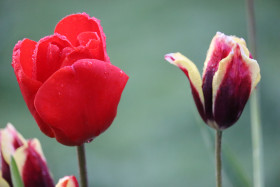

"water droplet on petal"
[86, 138, 93, 143]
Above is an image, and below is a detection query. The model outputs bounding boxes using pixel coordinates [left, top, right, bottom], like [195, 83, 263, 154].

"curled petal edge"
[212, 44, 261, 105]
[165, 53, 206, 121]
[0, 123, 26, 165]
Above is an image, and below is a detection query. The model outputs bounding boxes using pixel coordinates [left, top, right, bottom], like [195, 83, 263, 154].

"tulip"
[12, 13, 129, 146]
[13, 139, 54, 187]
[0, 123, 26, 186]
[165, 32, 260, 130]
[0, 124, 55, 187]
[56, 176, 79, 187]
[165, 32, 261, 187]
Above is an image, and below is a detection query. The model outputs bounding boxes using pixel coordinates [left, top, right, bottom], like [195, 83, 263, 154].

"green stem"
[250, 91, 264, 187]
[215, 130, 222, 187]
[245, 0, 264, 187]
[77, 144, 88, 187]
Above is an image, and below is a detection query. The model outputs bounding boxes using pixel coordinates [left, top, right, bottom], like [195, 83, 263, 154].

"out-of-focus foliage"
[0, 0, 279, 186]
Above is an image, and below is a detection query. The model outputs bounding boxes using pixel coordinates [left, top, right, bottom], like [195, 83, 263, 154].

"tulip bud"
[0, 123, 26, 186]
[165, 32, 260, 130]
[56, 176, 79, 187]
[13, 139, 54, 187]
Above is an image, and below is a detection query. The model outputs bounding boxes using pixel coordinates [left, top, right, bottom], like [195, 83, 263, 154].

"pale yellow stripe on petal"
[67, 179, 77, 187]
[212, 50, 234, 110]
[165, 52, 204, 107]
[212, 44, 261, 105]
[29, 138, 46, 161]
[231, 36, 260, 89]
[13, 146, 28, 177]
[232, 36, 250, 57]
[0, 177, 10, 187]
[202, 33, 220, 76]
[1, 123, 26, 165]
[239, 46, 261, 91]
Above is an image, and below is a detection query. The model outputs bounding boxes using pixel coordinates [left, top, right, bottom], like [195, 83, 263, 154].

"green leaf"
[10, 156, 24, 187]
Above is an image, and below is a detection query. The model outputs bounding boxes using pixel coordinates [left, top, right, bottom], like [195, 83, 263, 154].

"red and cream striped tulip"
[56, 176, 79, 187]
[165, 32, 260, 130]
[0, 124, 26, 186]
[13, 138, 54, 187]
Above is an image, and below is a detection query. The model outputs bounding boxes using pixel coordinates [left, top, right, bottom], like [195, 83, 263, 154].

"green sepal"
[10, 156, 24, 187]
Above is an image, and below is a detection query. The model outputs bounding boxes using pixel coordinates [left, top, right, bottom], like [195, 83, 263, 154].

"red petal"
[77, 32, 105, 61]
[12, 39, 36, 78]
[54, 13, 109, 62]
[12, 39, 54, 137]
[213, 45, 252, 129]
[33, 34, 72, 82]
[60, 46, 98, 68]
[34, 59, 129, 146]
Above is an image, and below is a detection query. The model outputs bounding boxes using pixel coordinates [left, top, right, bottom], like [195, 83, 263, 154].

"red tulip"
[12, 13, 129, 146]
[165, 32, 260, 129]
[56, 176, 79, 187]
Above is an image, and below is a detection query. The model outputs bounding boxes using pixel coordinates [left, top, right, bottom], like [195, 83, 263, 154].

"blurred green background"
[0, 0, 279, 186]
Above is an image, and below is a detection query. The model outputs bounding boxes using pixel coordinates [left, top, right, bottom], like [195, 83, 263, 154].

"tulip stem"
[77, 144, 88, 187]
[215, 130, 222, 187]
[245, 0, 264, 187]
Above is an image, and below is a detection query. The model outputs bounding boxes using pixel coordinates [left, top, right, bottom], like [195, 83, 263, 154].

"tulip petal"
[212, 44, 260, 129]
[13, 139, 54, 187]
[165, 53, 206, 122]
[33, 34, 72, 82]
[13, 38, 36, 78]
[60, 46, 99, 68]
[12, 39, 55, 137]
[0, 177, 9, 187]
[77, 32, 104, 61]
[56, 176, 79, 187]
[202, 32, 235, 122]
[54, 13, 109, 62]
[0, 124, 26, 164]
[34, 59, 129, 146]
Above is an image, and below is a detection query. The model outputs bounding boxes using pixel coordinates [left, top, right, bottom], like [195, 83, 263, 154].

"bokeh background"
[0, 0, 279, 186]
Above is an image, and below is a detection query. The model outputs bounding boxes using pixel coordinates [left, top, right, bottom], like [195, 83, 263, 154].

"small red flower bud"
[56, 176, 79, 187]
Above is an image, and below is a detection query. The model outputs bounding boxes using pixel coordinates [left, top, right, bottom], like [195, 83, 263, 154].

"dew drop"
[86, 138, 93, 143]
